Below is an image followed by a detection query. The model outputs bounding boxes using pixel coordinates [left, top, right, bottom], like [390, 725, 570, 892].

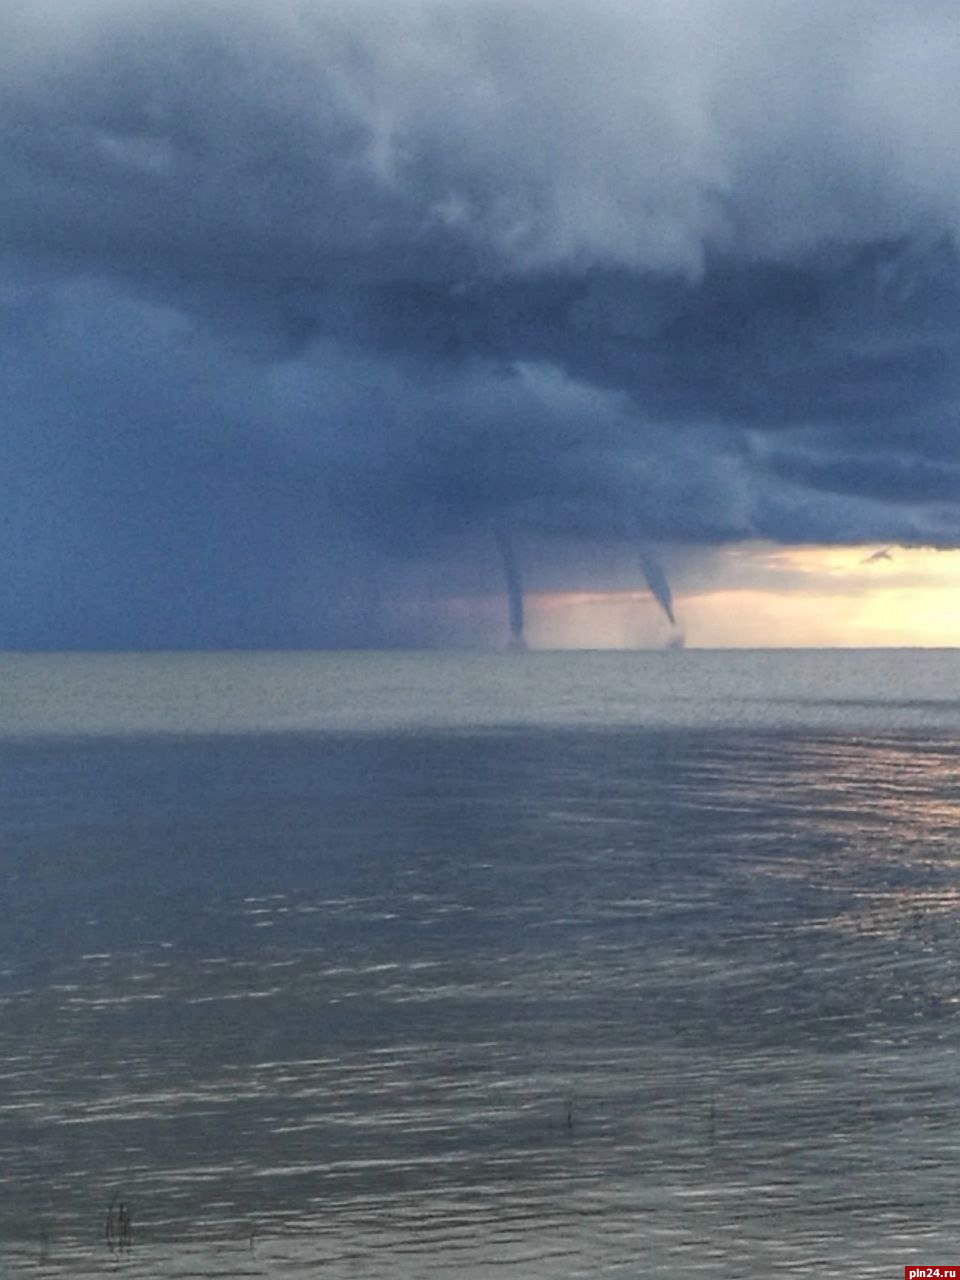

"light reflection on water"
[2, 715, 960, 1276]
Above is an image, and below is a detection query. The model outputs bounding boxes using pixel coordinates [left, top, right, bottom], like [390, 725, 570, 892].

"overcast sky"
[3, 0, 959, 647]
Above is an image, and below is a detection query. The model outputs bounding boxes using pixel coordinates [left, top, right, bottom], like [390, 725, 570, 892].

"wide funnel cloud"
[2, 0, 960, 645]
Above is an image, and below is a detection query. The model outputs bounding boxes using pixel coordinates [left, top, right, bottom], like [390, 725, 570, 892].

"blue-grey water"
[3, 650, 960, 1277]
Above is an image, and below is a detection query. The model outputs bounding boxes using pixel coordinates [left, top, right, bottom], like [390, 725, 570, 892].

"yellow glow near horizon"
[518, 545, 960, 649]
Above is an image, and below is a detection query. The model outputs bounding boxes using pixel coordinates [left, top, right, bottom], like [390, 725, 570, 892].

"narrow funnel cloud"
[638, 547, 676, 628]
[494, 523, 527, 651]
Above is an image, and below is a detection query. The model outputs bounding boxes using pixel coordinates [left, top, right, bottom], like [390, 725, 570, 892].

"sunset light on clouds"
[511, 546, 960, 650]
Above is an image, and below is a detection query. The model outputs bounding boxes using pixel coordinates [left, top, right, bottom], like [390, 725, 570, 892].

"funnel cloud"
[638, 549, 676, 630]
[493, 523, 526, 650]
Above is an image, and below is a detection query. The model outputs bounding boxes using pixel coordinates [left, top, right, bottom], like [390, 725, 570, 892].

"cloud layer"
[2, 0, 959, 644]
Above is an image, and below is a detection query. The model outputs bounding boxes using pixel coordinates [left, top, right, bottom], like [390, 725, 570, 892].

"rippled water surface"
[3, 651, 960, 1277]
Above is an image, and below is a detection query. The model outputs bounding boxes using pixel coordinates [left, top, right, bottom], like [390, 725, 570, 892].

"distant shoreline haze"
[3, 649, 960, 737]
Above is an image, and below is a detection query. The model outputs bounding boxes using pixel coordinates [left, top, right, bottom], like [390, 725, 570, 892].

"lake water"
[2, 649, 960, 1277]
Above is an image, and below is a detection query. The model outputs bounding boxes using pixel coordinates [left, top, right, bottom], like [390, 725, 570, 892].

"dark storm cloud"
[764, 449, 960, 506]
[2, 0, 960, 644]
